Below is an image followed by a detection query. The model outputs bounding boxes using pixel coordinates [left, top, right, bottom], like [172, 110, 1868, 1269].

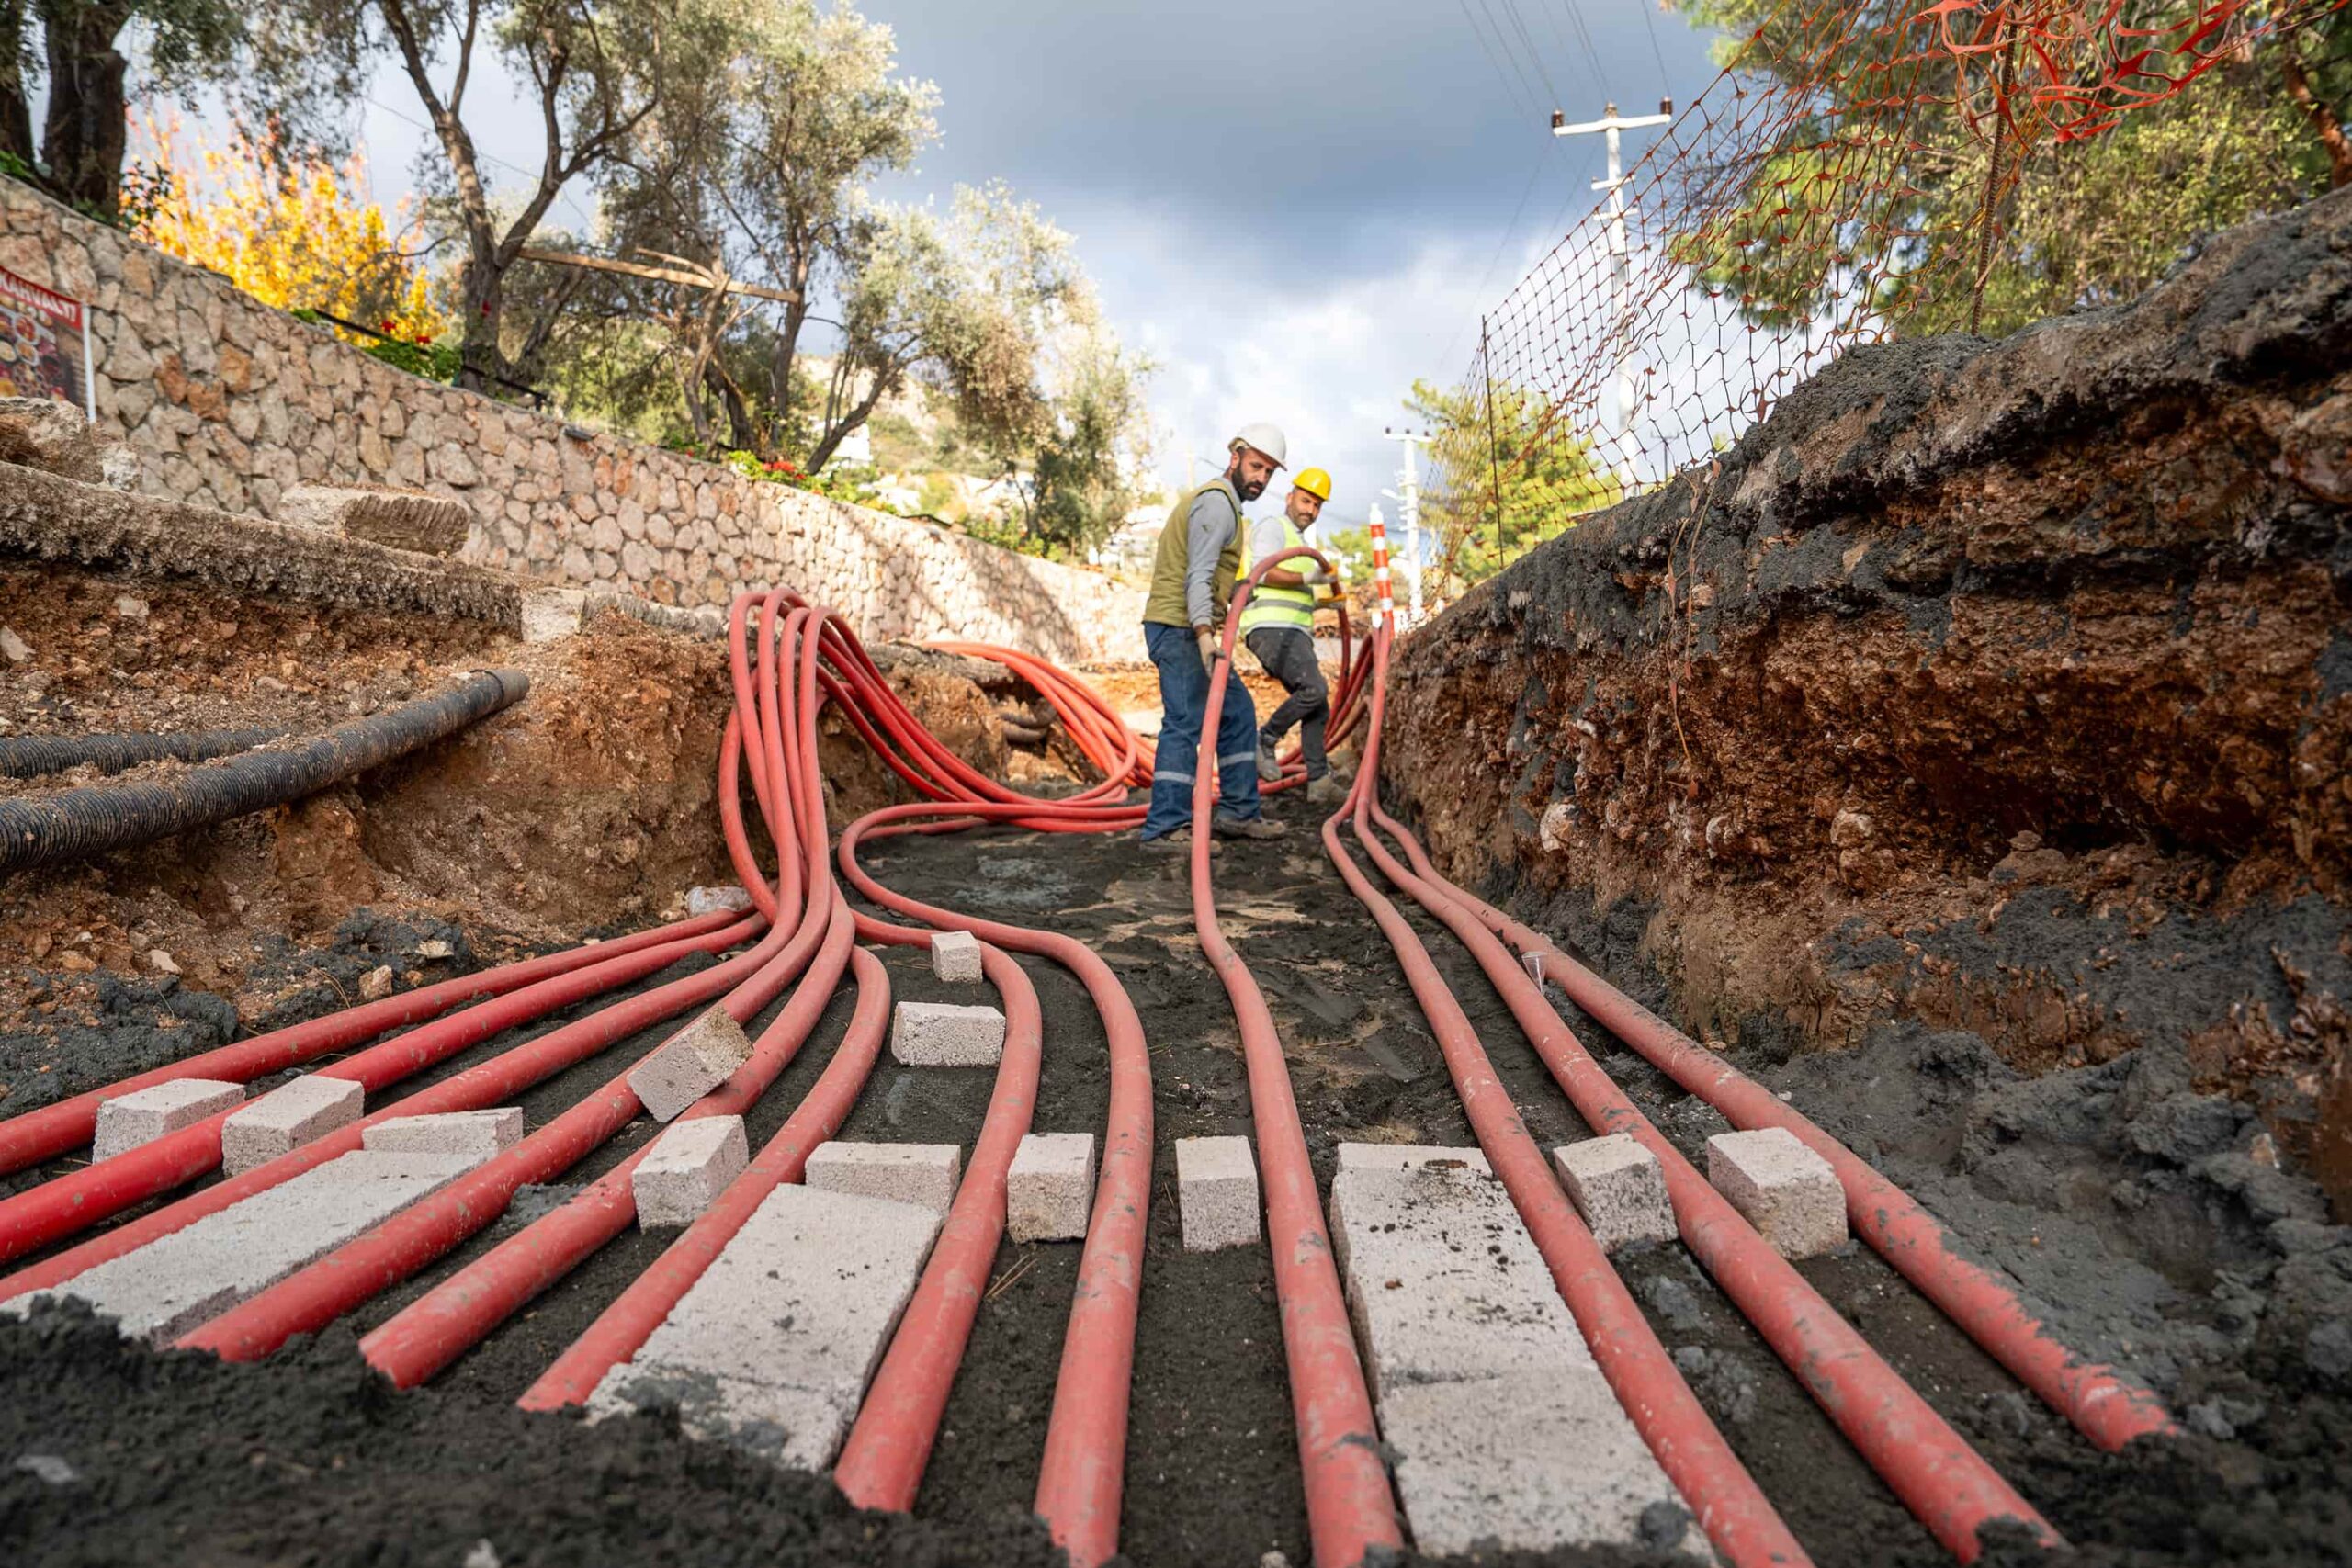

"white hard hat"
[1230, 422, 1288, 468]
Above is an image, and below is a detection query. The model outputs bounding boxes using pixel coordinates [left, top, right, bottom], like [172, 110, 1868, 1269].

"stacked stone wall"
[0, 178, 1135, 666]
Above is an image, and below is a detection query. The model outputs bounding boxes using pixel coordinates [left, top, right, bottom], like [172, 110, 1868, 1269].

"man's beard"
[1235, 470, 1268, 501]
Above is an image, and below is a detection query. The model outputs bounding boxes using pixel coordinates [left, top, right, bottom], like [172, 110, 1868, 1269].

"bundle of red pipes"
[0, 566, 2169, 1568]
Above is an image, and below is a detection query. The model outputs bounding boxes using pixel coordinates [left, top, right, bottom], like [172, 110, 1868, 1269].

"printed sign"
[0, 266, 90, 412]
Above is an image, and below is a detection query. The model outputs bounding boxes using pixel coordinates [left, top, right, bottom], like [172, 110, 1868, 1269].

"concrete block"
[278, 481, 470, 555]
[929, 929, 984, 984]
[1177, 1135, 1260, 1252]
[890, 1001, 1005, 1067]
[628, 1005, 754, 1122]
[1328, 1162, 1592, 1396]
[1381, 1373, 1703, 1559]
[590, 1362, 856, 1473]
[6, 1149, 484, 1342]
[634, 1115, 750, 1227]
[362, 1107, 525, 1160]
[593, 1183, 941, 1470]
[1007, 1132, 1093, 1243]
[92, 1079, 246, 1162]
[1707, 1128, 1847, 1260]
[684, 884, 752, 918]
[221, 1076, 365, 1176]
[805, 1141, 961, 1217]
[1551, 1134, 1678, 1252]
[1332, 1142, 1491, 1179]
[520, 588, 587, 643]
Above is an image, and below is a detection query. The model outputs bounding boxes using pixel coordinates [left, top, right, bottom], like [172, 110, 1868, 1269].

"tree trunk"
[37, 0, 134, 216]
[2284, 52, 2352, 191]
[1, 0, 38, 173]
[458, 244, 507, 389]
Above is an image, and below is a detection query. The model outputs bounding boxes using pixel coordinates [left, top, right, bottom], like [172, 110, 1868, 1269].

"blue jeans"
[1142, 621, 1262, 839]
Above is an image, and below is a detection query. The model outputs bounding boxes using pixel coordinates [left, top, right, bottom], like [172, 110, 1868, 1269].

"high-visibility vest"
[1142, 479, 1244, 629]
[1240, 514, 1317, 635]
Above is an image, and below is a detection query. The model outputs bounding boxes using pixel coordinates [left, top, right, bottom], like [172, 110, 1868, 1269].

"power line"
[1492, 0, 1564, 107]
[1438, 138, 1556, 378]
[1631, 0, 1671, 92]
[1531, 0, 1603, 101]
[1464, 0, 1548, 118]
[1453, 0, 1539, 118]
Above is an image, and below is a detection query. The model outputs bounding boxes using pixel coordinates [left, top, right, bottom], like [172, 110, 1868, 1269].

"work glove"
[1300, 561, 1333, 586]
[1195, 627, 1218, 672]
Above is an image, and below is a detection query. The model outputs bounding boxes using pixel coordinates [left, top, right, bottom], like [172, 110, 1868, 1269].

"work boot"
[1306, 773, 1345, 807]
[1211, 812, 1286, 841]
[1141, 827, 1220, 855]
[1256, 737, 1283, 784]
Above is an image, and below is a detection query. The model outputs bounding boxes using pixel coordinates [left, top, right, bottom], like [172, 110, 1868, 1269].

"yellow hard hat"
[1293, 467, 1332, 502]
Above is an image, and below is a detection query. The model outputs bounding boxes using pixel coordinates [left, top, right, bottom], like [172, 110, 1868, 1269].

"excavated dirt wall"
[1385, 186, 2352, 1218]
[0, 465, 1013, 1125]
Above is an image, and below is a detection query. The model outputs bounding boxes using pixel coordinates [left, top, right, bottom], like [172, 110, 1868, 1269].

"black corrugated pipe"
[0, 671, 527, 874]
[0, 724, 290, 780]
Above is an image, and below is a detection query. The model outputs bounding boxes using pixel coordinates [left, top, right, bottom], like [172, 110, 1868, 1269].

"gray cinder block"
[589, 1183, 942, 1472]
[1177, 1135, 1260, 1252]
[628, 1006, 755, 1122]
[1327, 1161, 1591, 1396]
[221, 1076, 365, 1176]
[520, 589, 587, 643]
[804, 1141, 962, 1217]
[889, 1001, 1005, 1067]
[361, 1107, 525, 1160]
[6, 1148, 488, 1342]
[1382, 1373, 1706, 1559]
[1706, 1127, 1847, 1260]
[93, 1079, 246, 1162]
[634, 1115, 751, 1227]
[928, 929, 985, 983]
[1006, 1132, 1093, 1242]
[1551, 1134, 1679, 1252]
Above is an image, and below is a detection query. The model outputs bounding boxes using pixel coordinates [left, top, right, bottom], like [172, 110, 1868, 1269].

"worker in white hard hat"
[1137, 423, 1290, 849]
[1241, 466, 1340, 805]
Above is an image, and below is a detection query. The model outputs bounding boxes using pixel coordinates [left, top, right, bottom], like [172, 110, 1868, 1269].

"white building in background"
[1091, 502, 1168, 572]
[828, 422, 874, 468]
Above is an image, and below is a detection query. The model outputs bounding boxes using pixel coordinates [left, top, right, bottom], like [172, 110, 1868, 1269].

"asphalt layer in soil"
[3, 784, 2349, 1567]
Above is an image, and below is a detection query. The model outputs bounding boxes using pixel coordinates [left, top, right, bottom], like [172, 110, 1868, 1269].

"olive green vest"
[1240, 513, 1317, 635]
[1142, 479, 1244, 630]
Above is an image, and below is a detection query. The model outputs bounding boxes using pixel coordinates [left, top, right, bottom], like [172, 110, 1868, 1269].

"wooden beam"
[516, 247, 800, 305]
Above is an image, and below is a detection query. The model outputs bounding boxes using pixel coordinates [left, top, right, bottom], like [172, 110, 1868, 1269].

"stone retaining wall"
[0, 177, 1136, 666]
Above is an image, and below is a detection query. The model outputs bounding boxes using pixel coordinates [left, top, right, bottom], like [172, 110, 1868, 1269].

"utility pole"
[1551, 97, 1672, 487]
[1384, 425, 1430, 626]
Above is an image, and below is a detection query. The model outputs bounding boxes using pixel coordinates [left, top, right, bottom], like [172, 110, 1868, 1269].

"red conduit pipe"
[517, 931, 893, 1409]
[178, 604, 847, 1363]
[1325, 626, 1809, 1568]
[1361, 807, 2178, 1455]
[836, 808, 1151, 1568]
[0, 910, 766, 1279]
[1193, 547, 1402, 1568]
[662, 591, 1159, 1565]
[1342, 781, 2061, 1561]
[0, 907, 745, 1178]
[356, 897, 864, 1387]
[831, 933, 1041, 1510]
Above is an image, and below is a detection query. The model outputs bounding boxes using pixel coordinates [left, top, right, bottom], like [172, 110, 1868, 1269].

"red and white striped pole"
[1367, 507, 1393, 631]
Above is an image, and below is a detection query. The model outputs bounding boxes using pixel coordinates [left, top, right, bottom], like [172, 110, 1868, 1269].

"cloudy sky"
[335, 0, 1726, 532]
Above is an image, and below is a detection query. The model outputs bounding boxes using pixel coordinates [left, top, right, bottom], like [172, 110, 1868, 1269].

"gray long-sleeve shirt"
[1184, 485, 1243, 628]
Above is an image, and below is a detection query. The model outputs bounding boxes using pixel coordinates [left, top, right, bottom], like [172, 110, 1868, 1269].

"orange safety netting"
[1428, 0, 2346, 582]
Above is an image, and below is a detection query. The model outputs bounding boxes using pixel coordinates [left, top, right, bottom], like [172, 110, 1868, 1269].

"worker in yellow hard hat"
[1240, 465, 1341, 805]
